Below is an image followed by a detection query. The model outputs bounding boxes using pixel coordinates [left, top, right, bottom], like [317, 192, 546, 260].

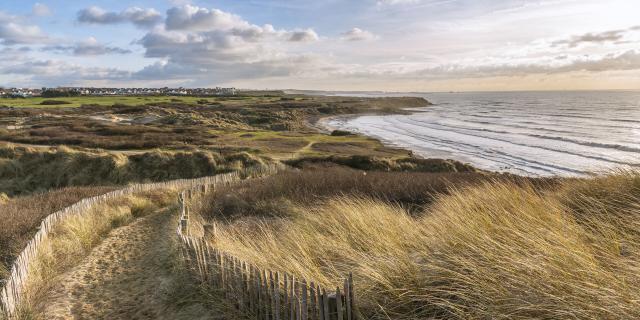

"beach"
[322, 91, 640, 176]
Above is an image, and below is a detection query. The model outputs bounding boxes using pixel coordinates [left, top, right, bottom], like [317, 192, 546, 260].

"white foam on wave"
[327, 91, 640, 177]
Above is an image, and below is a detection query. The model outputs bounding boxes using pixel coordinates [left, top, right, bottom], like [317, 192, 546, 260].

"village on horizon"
[0, 86, 238, 98]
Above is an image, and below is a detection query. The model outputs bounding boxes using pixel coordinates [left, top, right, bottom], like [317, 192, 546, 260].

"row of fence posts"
[0, 165, 279, 318]
[176, 175, 357, 320]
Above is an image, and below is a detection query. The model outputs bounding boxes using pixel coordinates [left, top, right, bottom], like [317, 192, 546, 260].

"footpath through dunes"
[40, 207, 224, 320]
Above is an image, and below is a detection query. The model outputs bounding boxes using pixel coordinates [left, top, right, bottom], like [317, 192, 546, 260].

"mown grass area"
[0, 186, 117, 280]
[195, 168, 639, 319]
[0, 95, 273, 108]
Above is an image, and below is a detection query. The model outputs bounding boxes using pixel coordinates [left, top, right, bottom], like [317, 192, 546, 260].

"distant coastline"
[318, 91, 640, 177]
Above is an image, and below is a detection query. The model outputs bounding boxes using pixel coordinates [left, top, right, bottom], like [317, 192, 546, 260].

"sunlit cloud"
[77, 6, 162, 28]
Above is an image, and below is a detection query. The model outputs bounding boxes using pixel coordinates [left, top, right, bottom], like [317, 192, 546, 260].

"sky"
[0, 0, 639, 91]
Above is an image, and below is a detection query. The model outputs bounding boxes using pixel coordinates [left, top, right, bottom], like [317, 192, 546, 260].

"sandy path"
[41, 209, 222, 320]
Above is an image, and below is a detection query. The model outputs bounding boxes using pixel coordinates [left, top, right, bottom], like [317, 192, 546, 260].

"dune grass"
[195, 167, 552, 219]
[0, 186, 117, 280]
[0, 144, 265, 196]
[16, 189, 175, 319]
[199, 170, 640, 319]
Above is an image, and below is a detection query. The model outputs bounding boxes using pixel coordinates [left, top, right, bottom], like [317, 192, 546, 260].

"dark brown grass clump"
[196, 167, 555, 220]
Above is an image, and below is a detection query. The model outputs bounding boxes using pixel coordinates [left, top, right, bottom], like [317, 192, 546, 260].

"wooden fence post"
[335, 287, 343, 320]
[301, 280, 308, 320]
[322, 289, 330, 320]
[310, 282, 317, 320]
[274, 272, 281, 320]
[290, 276, 296, 320]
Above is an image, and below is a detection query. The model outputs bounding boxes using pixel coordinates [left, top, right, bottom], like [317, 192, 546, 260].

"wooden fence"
[0, 165, 278, 318]
[176, 176, 357, 320]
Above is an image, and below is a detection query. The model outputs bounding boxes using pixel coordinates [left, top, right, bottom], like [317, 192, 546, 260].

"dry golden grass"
[202, 172, 640, 319]
[16, 190, 175, 319]
[0, 186, 117, 280]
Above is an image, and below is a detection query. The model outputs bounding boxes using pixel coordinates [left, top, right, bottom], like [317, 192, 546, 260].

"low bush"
[330, 130, 353, 136]
[39, 100, 70, 106]
[285, 155, 479, 173]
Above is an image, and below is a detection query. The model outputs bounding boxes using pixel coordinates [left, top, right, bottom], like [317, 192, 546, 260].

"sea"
[322, 91, 640, 177]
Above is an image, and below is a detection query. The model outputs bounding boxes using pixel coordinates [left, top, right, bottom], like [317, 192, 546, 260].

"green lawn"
[0, 95, 264, 108]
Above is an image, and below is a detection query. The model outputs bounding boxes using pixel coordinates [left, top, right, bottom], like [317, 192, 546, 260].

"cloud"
[132, 4, 322, 84]
[32, 3, 52, 17]
[42, 37, 131, 56]
[336, 50, 640, 80]
[165, 5, 248, 31]
[552, 26, 639, 48]
[77, 6, 162, 28]
[377, 0, 422, 5]
[0, 11, 49, 45]
[2, 60, 130, 86]
[341, 28, 377, 41]
[287, 29, 319, 42]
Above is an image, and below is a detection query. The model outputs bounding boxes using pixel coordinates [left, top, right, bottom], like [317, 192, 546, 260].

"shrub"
[285, 155, 479, 173]
[330, 130, 353, 136]
[39, 100, 70, 106]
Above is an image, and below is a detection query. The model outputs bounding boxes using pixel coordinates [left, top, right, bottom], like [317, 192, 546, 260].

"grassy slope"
[196, 169, 639, 319]
[0, 144, 265, 196]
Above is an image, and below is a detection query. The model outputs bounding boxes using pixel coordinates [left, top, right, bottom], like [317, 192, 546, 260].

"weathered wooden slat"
[349, 273, 356, 320]
[322, 289, 329, 320]
[336, 287, 343, 320]
[257, 267, 264, 319]
[283, 273, 289, 320]
[263, 270, 270, 320]
[309, 282, 317, 320]
[344, 279, 351, 320]
[301, 280, 308, 320]
[274, 272, 281, 320]
[290, 276, 296, 320]
[269, 271, 276, 320]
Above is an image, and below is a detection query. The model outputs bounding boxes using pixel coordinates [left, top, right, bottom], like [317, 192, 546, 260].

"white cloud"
[42, 37, 131, 56]
[377, 0, 422, 5]
[331, 50, 640, 80]
[165, 5, 248, 31]
[341, 28, 377, 41]
[132, 4, 322, 84]
[551, 26, 639, 48]
[0, 11, 49, 45]
[77, 6, 162, 28]
[287, 29, 319, 42]
[2, 60, 130, 86]
[32, 3, 52, 17]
